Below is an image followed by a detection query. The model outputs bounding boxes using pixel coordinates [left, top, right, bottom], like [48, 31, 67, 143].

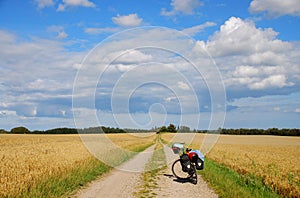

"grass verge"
[199, 159, 281, 198]
[14, 142, 154, 198]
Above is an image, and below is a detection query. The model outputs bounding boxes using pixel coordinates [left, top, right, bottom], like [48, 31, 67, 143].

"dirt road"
[151, 144, 218, 197]
[73, 143, 218, 198]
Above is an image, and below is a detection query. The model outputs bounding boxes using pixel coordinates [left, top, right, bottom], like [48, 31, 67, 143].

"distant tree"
[0, 129, 8, 134]
[178, 125, 190, 132]
[167, 124, 177, 133]
[158, 126, 168, 133]
[10, 126, 30, 134]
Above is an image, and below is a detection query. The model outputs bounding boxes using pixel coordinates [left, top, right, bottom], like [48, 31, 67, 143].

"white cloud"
[57, 0, 96, 11]
[247, 51, 285, 65]
[57, 31, 68, 39]
[207, 17, 291, 57]
[204, 17, 299, 92]
[112, 14, 143, 27]
[249, 74, 293, 90]
[84, 27, 120, 35]
[1, 23, 298, 130]
[57, 4, 65, 11]
[178, 81, 190, 90]
[249, 0, 300, 17]
[35, 0, 54, 9]
[295, 108, 300, 113]
[110, 49, 153, 64]
[0, 30, 83, 120]
[47, 25, 68, 39]
[228, 65, 294, 90]
[273, 107, 280, 111]
[182, 22, 216, 36]
[161, 0, 203, 16]
[233, 66, 260, 77]
[228, 92, 300, 117]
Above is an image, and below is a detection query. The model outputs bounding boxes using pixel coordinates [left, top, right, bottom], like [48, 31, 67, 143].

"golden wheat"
[161, 133, 300, 197]
[0, 133, 156, 197]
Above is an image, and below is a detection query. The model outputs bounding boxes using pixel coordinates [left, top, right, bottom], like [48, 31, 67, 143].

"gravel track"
[72, 143, 218, 198]
[151, 144, 218, 197]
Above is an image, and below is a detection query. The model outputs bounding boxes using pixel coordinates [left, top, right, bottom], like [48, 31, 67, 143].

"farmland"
[161, 133, 300, 197]
[0, 133, 156, 197]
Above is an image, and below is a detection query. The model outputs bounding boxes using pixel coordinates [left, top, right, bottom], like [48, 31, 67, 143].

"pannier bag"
[180, 154, 193, 173]
[195, 157, 204, 170]
[188, 150, 204, 170]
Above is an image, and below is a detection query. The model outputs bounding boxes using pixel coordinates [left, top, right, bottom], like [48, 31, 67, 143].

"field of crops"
[0, 133, 156, 197]
[161, 133, 300, 197]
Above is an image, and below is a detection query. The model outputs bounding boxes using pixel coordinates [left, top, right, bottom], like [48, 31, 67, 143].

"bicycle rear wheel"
[171, 159, 191, 180]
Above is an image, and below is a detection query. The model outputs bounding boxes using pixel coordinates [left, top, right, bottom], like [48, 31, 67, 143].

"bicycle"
[171, 143, 204, 184]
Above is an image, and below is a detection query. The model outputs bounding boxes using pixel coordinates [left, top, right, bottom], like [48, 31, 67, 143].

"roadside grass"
[136, 136, 167, 198]
[20, 157, 110, 198]
[160, 133, 300, 197]
[25, 143, 153, 198]
[1, 134, 156, 198]
[199, 159, 281, 198]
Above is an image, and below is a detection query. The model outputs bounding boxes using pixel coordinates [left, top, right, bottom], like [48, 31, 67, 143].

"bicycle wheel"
[171, 159, 191, 180]
[190, 165, 197, 184]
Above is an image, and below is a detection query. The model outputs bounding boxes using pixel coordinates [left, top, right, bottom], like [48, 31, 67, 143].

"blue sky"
[0, 0, 299, 130]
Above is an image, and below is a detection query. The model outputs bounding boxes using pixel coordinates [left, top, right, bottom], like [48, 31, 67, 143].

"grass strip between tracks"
[136, 136, 167, 198]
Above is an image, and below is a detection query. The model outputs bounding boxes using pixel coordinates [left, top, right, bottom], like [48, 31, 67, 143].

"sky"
[0, 0, 300, 131]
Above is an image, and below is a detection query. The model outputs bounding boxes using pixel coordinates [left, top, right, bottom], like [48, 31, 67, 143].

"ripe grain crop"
[0, 133, 156, 197]
[161, 133, 300, 197]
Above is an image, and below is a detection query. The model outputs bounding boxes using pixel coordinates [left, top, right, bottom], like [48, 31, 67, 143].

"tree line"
[0, 126, 127, 134]
[1, 126, 299, 136]
[217, 128, 300, 136]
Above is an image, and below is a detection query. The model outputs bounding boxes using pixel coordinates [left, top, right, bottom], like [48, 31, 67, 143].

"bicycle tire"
[190, 165, 198, 184]
[171, 159, 191, 180]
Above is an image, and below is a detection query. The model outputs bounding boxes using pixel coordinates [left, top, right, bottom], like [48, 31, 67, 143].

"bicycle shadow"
[163, 174, 193, 184]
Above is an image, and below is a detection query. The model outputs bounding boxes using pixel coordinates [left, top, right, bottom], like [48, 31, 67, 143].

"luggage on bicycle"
[188, 151, 204, 170]
[172, 143, 184, 154]
[180, 154, 193, 173]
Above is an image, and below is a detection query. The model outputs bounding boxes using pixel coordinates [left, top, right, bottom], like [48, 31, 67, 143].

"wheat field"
[161, 133, 300, 197]
[0, 133, 156, 197]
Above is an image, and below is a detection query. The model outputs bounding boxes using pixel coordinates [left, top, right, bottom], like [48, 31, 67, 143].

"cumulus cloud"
[1, 21, 299, 129]
[73, 27, 219, 120]
[161, 0, 203, 16]
[182, 22, 216, 36]
[250, 74, 292, 89]
[112, 14, 143, 27]
[57, 0, 96, 11]
[204, 17, 299, 94]
[207, 17, 291, 57]
[249, 0, 300, 17]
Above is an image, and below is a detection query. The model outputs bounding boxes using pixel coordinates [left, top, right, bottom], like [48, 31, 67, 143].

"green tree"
[0, 129, 8, 134]
[178, 125, 190, 132]
[158, 126, 168, 133]
[10, 126, 30, 134]
[167, 124, 177, 133]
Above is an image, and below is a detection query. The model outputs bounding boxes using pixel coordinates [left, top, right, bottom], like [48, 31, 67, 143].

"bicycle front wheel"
[171, 159, 191, 180]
